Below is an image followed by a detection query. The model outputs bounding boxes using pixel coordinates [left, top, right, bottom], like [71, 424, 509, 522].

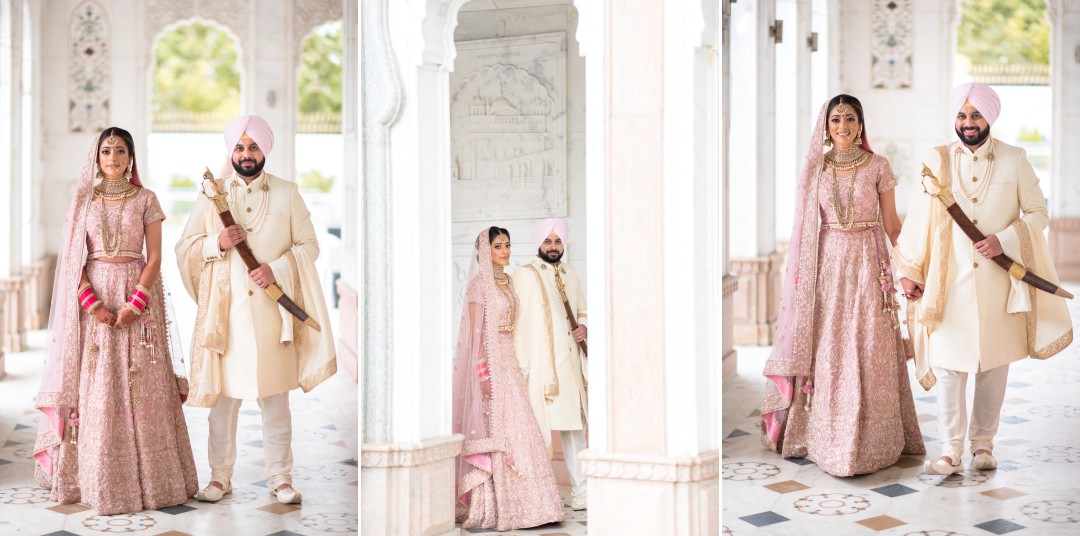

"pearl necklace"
[93, 178, 139, 200]
[229, 175, 271, 233]
[953, 139, 995, 205]
[96, 183, 135, 258]
[829, 165, 859, 229]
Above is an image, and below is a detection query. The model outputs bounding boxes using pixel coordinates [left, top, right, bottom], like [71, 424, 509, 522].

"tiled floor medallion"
[1025, 445, 1080, 463]
[0, 487, 52, 504]
[295, 464, 352, 481]
[300, 512, 359, 533]
[793, 492, 870, 515]
[214, 488, 259, 505]
[82, 513, 158, 532]
[901, 531, 969, 536]
[917, 471, 989, 488]
[1020, 499, 1080, 523]
[722, 461, 779, 481]
[1032, 370, 1080, 384]
[1027, 405, 1080, 418]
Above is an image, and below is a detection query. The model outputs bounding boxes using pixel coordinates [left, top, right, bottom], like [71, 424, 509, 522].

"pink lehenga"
[760, 99, 925, 476]
[453, 228, 565, 531]
[33, 136, 198, 515]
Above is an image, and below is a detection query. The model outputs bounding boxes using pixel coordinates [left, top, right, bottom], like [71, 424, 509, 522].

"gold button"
[247, 228, 253, 232]
[972, 197, 978, 203]
[974, 262, 979, 268]
[973, 156, 978, 162]
[247, 187, 252, 193]
[972, 176, 978, 182]
[248, 290, 254, 296]
[973, 219, 979, 225]
[246, 207, 252, 213]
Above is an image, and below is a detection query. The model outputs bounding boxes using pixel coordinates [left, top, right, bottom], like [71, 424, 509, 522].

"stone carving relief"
[144, 0, 248, 46]
[871, 0, 913, 89]
[68, 1, 109, 133]
[449, 32, 567, 221]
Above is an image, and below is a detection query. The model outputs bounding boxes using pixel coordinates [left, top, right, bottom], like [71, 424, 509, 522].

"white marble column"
[578, 1, 719, 534]
[0, 287, 5, 378]
[720, 0, 737, 382]
[1048, 1, 1080, 281]
[337, 0, 359, 382]
[0, 0, 26, 353]
[728, 0, 780, 346]
[359, 2, 464, 535]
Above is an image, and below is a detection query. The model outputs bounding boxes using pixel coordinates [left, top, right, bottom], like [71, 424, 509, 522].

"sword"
[919, 163, 1073, 300]
[200, 168, 323, 331]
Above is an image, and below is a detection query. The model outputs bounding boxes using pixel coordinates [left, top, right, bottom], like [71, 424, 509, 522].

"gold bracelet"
[78, 282, 92, 294]
[123, 302, 143, 317]
[87, 301, 103, 314]
[134, 283, 151, 296]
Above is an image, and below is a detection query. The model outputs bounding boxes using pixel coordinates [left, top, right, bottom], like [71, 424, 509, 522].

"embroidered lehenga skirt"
[47, 259, 198, 514]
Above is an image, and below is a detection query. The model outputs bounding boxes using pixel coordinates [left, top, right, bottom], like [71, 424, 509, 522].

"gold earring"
[823, 132, 832, 146]
[854, 129, 863, 146]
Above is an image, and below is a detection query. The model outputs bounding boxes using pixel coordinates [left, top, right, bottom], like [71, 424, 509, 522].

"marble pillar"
[578, 1, 720, 534]
[0, 287, 5, 378]
[722, 275, 738, 383]
[728, 0, 779, 347]
[22, 256, 52, 329]
[359, 2, 465, 534]
[0, 277, 25, 353]
[1048, 2, 1080, 281]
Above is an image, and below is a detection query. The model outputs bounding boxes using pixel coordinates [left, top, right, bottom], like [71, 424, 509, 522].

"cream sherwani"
[175, 171, 337, 490]
[896, 139, 1071, 374]
[896, 138, 1071, 459]
[512, 257, 588, 496]
[176, 171, 337, 405]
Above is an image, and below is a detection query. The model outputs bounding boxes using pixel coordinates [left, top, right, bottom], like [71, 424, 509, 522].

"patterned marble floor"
[723, 283, 1080, 535]
[0, 330, 359, 536]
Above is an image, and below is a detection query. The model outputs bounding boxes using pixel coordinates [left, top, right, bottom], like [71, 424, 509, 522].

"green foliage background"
[958, 0, 1049, 66]
[152, 22, 240, 116]
[298, 22, 343, 115]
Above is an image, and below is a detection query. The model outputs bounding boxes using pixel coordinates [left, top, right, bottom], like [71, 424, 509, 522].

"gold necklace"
[953, 140, 995, 205]
[493, 272, 509, 285]
[229, 176, 271, 233]
[824, 146, 870, 171]
[496, 283, 517, 332]
[93, 179, 139, 200]
[98, 192, 130, 257]
[829, 165, 859, 229]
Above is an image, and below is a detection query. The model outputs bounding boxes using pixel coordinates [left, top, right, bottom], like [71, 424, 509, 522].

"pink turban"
[224, 115, 275, 156]
[533, 218, 569, 251]
[949, 83, 1001, 126]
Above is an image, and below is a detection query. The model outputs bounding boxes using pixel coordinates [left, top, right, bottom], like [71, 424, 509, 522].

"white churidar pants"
[935, 365, 1009, 462]
[560, 410, 588, 498]
[207, 392, 294, 490]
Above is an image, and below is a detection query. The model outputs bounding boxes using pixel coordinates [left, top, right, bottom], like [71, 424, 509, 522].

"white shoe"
[972, 452, 997, 471]
[195, 481, 231, 502]
[272, 484, 302, 504]
[924, 457, 963, 475]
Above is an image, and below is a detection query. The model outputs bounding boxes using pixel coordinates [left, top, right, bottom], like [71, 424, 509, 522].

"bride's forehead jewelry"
[102, 135, 123, 148]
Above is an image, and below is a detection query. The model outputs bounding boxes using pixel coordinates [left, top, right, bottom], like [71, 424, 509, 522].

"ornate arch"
[144, 0, 249, 48]
[294, 0, 342, 61]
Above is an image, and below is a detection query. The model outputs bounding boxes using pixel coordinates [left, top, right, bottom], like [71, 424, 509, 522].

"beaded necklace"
[824, 147, 870, 229]
[93, 180, 139, 257]
[229, 175, 271, 233]
[953, 139, 995, 205]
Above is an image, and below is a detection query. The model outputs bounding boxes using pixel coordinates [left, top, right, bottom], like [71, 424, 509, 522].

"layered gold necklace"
[94, 179, 139, 257]
[230, 176, 271, 233]
[824, 146, 870, 229]
[493, 271, 516, 331]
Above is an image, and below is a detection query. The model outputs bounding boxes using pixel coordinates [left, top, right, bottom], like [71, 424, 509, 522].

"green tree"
[152, 22, 241, 116]
[958, 0, 1049, 66]
[298, 22, 343, 115]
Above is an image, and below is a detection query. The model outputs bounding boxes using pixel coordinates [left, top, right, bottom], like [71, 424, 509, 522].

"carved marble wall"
[870, 0, 912, 89]
[68, 1, 109, 133]
[449, 32, 567, 221]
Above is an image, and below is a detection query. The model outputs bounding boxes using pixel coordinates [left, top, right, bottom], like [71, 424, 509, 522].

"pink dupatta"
[452, 228, 504, 505]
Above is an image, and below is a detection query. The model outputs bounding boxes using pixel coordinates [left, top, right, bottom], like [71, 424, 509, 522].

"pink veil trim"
[452, 228, 506, 505]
